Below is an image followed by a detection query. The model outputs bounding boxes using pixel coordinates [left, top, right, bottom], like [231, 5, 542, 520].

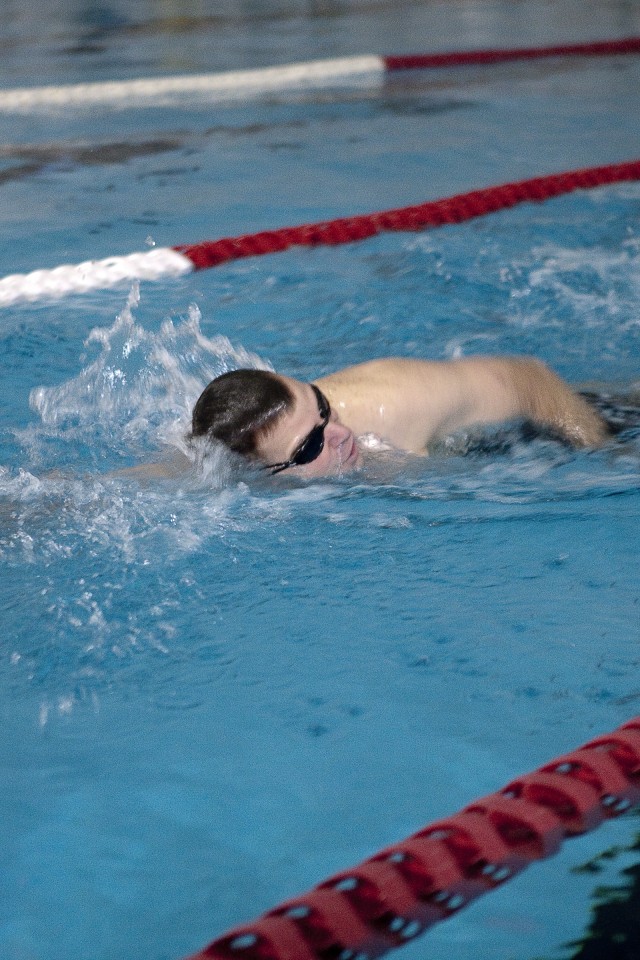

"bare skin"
[256, 357, 609, 478]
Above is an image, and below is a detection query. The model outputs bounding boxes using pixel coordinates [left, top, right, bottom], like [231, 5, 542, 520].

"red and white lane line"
[0, 38, 638, 112]
[0, 249, 194, 306]
[182, 717, 640, 960]
[2, 159, 640, 308]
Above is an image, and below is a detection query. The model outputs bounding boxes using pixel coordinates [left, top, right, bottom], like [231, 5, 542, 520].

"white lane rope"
[0, 57, 385, 112]
[2, 39, 639, 112]
[0, 249, 193, 306]
[3, 159, 640, 306]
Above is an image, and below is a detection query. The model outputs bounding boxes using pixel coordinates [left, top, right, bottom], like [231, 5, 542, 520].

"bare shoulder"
[316, 357, 442, 391]
[316, 358, 464, 451]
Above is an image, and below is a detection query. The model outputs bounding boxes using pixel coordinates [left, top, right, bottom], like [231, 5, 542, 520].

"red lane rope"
[384, 36, 640, 70]
[176, 160, 640, 271]
[184, 717, 640, 960]
[1, 160, 639, 306]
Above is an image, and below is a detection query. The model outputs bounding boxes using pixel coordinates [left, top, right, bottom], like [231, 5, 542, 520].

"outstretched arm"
[452, 356, 610, 448]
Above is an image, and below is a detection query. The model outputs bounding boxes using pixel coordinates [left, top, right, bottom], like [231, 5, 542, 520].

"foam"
[23, 286, 268, 465]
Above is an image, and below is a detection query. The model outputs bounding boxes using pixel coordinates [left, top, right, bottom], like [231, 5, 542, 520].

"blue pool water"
[1, 4, 640, 960]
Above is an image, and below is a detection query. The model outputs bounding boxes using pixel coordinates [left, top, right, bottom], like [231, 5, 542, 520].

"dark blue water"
[1, 4, 640, 960]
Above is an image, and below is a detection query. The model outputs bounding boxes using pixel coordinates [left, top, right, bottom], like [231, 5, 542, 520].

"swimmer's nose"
[327, 420, 352, 447]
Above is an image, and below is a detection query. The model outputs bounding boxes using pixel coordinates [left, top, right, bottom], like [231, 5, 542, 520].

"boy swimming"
[191, 356, 609, 477]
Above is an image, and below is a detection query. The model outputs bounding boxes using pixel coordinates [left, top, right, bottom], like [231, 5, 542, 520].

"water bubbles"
[24, 290, 270, 470]
[38, 701, 49, 728]
[2, 276, 639, 719]
[0, 293, 283, 658]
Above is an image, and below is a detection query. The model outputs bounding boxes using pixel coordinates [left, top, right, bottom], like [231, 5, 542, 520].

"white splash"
[27, 285, 270, 464]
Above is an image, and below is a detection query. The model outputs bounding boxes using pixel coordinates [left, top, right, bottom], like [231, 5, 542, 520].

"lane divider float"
[183, 717, 640, 960]
[2, 159, 640, 307]
[0, 37, 639, 112]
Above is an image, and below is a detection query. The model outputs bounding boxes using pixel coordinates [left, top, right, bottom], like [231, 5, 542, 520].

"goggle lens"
[267, 385, 330, 474]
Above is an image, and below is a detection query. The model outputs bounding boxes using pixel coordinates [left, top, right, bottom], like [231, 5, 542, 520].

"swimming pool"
[1, 3, 640, 959]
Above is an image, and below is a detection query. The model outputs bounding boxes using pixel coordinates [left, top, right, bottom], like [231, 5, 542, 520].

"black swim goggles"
[266, 384, 331, 475]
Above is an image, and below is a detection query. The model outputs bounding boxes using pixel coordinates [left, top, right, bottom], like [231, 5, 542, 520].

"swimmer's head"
[191, 369, 360, 477]
[191, 369, 293, 458]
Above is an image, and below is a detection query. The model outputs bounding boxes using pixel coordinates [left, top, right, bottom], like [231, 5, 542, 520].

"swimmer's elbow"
[558, 411, 611, 449]
[516, 359, 611, 448]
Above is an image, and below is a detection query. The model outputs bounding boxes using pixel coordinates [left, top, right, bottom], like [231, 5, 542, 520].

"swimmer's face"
[257, 376, 360, 477]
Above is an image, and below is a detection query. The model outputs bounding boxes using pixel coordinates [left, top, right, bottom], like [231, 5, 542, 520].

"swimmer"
[191, 356, 610, 478]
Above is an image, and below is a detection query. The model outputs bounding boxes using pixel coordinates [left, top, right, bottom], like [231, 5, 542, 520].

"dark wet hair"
[191, 369, 294, 457]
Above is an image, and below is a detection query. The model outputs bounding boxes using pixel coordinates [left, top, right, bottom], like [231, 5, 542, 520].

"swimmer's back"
[316, 358, 472, 452]
[316, 356, 609, 452]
